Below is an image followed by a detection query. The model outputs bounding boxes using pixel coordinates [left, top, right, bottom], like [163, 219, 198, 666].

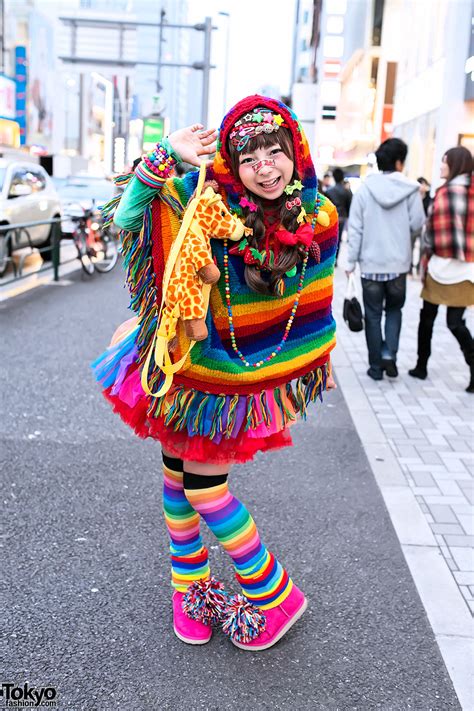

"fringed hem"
[92, 313, 329, 463]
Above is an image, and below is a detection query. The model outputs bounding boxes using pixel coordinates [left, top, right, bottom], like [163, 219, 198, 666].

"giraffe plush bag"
[141, 163, 244, 398]
[92, 96, 338, 464]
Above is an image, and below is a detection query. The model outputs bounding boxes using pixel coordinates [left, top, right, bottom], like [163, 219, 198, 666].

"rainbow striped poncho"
[92, 96, 337, 462]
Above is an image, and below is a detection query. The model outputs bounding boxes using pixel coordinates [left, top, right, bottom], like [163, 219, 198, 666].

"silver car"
[0, 159, 62, 276]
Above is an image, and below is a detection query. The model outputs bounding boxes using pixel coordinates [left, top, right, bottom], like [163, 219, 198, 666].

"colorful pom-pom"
[182, 577, 228, 626]
[221, 594, 266, 643]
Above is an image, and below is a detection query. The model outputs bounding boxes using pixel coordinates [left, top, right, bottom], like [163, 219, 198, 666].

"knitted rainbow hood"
[211, 95, 317, 217]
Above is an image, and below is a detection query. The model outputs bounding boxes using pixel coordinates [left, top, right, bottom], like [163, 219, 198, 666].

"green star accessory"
[284, 180, 303, 195]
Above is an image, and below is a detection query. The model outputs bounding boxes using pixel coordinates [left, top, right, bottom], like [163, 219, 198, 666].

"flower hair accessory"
[229, 109, 287, 151]
[239, 197, 258, 212]
[284, 180, 303, 195]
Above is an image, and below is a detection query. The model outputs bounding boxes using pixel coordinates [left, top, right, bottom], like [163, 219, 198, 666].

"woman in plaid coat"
[409, 146, 474, 392]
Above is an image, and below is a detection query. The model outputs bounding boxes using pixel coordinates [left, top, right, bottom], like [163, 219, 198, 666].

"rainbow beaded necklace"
[222, 214, 316, 369]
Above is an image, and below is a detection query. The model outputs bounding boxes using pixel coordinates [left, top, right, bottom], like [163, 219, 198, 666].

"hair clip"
[240, 197, 258, 212]
[284, 180, 303, 195]
[296, 207, 307, 224]
[285, 197, 302, 210]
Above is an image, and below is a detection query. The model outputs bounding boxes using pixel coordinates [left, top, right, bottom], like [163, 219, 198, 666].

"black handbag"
[343, 274, 364, 332]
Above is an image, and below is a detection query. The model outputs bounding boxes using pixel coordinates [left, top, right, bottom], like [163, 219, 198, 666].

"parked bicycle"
[62, 204, 119, 275]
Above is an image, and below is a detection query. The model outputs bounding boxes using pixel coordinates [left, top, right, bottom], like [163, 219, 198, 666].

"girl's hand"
[168, 124, 217, 166]
[326, 374, 337, 390]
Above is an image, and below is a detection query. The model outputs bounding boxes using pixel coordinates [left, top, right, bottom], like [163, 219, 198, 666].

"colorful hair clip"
[285, 197, 302, 210]
[240, 197, 258, 212]
[296, 207, 307, 224]
[284, 180, 303, 195]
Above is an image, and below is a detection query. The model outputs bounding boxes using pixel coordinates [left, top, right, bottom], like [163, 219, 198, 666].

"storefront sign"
[0, 74, 16, 120]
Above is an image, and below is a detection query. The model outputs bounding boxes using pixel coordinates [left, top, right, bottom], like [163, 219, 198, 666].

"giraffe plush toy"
[141, 164, 244, 398]
[169, 184, 244, 341]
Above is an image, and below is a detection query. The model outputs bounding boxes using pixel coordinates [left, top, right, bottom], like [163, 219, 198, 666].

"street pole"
[201, 16, 212, 127]
[156, 8, 166, 94]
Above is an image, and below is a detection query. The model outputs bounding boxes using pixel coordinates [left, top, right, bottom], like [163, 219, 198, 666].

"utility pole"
[0, 0, 4, 74]
[156, 8, 166, 94]
[201, 17, 212, 127]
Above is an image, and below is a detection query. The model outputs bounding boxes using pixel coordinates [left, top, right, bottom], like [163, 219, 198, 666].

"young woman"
[93, 96, 338, 650]
[409, 146, 474, 392]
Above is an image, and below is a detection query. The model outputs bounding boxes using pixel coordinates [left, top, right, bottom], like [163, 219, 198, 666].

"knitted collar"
[211, 95, 317, 218]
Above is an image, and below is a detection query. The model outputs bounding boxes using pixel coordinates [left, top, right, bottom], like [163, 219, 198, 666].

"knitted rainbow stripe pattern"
[184, 481, 292, 610]
[92, 96, 337, 452]
[162, 455, 210, 591]
[146, 175, 337, 396]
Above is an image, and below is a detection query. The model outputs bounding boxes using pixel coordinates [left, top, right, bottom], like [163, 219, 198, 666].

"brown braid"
[228, 128, 304, 295]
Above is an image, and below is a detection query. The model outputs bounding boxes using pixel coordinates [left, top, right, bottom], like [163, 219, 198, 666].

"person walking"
[92, 96, 338, 650]
[320, 171, 333, 195]
[409, 146, 474, 392]
[326, 167, 352, 264]
[346, 138, 425, 380]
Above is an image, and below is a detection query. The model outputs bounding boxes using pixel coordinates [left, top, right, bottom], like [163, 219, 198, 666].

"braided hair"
[228, 128, 304, 295]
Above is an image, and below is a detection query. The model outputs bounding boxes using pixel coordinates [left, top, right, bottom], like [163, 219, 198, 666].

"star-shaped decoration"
[284, 180, 303, 195]
[263, 112, 274, 123]
[274, 114, 284, 126]
[253, 111, 263, 122]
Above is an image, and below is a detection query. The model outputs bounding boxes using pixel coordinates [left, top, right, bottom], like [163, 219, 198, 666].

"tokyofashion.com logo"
[0, 683, 57, 708]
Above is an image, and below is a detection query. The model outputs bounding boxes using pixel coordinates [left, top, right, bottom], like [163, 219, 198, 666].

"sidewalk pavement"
[332, 260, 474, 710]
[0, 265, 469, 710]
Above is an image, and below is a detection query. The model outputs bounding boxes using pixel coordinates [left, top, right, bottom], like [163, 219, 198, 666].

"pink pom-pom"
[221, 594, 266, 643]
[182, 577, 228, 626]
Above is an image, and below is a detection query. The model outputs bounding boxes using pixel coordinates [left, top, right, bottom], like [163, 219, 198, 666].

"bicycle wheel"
[76, 231, 94, 275]
[92, 231, 118, 273]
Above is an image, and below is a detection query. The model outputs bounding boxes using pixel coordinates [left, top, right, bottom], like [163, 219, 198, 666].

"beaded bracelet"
[135, 142, 178, 188]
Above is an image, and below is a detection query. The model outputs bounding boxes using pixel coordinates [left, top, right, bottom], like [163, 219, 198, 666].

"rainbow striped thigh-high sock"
[162, 454, 210, 591]
[183, 471, 292, 610]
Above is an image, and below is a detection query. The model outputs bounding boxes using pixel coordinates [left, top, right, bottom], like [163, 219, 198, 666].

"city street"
[1, 266, 463, 710]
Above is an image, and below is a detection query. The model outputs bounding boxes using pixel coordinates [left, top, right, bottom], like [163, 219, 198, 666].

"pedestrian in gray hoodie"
[346, 138, 425, 380]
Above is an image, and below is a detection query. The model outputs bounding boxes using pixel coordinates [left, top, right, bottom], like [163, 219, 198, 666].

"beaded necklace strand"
[222, 214, 317, 369]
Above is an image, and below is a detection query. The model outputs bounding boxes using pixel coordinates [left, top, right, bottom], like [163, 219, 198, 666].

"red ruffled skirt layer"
[92, 317, 328, 466]
[103, 386, 294, 464]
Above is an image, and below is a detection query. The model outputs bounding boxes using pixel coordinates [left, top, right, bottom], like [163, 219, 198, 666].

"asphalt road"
[1, 268, 461, 711]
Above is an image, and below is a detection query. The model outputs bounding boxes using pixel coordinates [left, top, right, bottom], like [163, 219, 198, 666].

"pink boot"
[222, 583, 307, 651]
[173, 577, 228, 645]
[172, 591, 212, 645]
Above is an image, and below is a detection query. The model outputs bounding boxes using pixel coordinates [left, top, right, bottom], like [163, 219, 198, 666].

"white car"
[0, 159, 62, 276]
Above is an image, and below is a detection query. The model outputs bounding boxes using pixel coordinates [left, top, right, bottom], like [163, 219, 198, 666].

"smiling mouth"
[259, 177, 280, 190]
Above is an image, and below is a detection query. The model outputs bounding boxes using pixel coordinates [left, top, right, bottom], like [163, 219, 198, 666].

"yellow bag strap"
[141, 163, 210, 398]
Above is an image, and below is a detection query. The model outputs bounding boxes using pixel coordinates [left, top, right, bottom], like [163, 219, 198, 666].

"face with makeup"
[237, 142, 295, 200]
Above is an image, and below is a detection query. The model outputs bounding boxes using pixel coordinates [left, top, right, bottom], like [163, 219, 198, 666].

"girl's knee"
[446, 308, 465, 332]
[183, 460, 231, 476]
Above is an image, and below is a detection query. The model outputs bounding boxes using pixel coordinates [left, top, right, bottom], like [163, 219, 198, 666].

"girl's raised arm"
[113, 125, 217, 232]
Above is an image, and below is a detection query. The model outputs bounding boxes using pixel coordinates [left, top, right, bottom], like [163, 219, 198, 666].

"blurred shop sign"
[142, 115, 169, 152]
[0, 75, 16, 120]
[0, 118, 20, 148]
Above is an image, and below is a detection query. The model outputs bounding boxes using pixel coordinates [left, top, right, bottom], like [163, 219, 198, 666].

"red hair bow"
[275, 223, 313, 247]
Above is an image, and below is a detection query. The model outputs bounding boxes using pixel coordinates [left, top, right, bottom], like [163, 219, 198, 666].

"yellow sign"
[0, 118, 20, 148]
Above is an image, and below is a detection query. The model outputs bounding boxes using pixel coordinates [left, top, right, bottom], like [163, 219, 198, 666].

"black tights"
[416, 301, 474, 369]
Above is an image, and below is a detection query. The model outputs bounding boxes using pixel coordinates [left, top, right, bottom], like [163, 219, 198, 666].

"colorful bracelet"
[135, 141, 178, 188]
